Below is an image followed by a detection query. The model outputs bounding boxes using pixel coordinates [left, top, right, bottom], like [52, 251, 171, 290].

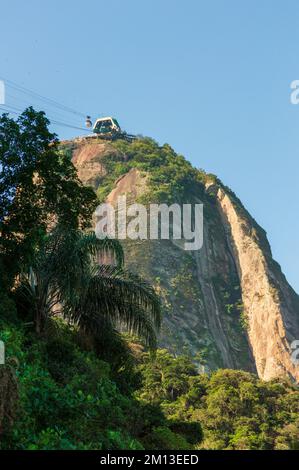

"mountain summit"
[60, 137, 299, 382]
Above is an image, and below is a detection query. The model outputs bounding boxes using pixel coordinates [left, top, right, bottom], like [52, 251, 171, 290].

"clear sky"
[1, 0, 298, 292]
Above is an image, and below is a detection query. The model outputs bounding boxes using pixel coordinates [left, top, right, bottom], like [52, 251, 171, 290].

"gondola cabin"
[93, 117, 121, 137]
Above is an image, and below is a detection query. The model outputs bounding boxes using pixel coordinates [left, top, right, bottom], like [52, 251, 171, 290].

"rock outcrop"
[60, 137, 299, 381]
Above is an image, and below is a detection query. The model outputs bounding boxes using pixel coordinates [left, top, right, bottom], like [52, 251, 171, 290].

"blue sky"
[1, 0, 298, 292]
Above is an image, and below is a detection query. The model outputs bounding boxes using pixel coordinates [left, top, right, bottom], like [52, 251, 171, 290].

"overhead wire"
[0, 79, 121, 134]
[5, 91, 86, 124]
[0, 103, 91, 132]
[0, 76, 89, 119]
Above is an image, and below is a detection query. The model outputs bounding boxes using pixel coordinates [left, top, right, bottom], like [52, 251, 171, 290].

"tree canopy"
[0, 107, 96, 284]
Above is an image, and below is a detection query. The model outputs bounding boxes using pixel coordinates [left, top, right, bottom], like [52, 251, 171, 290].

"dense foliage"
[0, 318, 199, 450]
[0, 108, 96, 289]
[136, 350, 299, 450]
[1, 322, 298, 450]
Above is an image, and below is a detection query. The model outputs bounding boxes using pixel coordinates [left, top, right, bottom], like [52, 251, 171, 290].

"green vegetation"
[1, 111, 298, 450]
[0, 318, 195, 450]
[0, 107, 96, 291]
[136, 351, 299, 450]
[17, 225, 160, 347]
[1, 325, 298, 450]
[0, 109, 164, 449]
[97, 138, 207, 204]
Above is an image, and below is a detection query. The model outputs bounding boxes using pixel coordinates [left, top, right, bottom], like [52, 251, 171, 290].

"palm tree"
[19, 226, 161, 348]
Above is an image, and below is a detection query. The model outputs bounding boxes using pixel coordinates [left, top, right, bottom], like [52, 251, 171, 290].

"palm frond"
[77, 232, 124, 267]
[19, 225, 161, 351]
[65, 264, 161, 348]
[93, 265, 161, 329]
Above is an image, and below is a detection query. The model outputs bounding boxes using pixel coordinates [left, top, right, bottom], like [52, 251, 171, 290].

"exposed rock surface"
[61, 138, 299, 381]
[61, 140, 117, 188]
[211, 184, 299, 381]
[106, 168, 148, 206]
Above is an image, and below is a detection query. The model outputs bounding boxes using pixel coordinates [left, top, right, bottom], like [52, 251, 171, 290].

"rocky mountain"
[60, 137, 299, 382]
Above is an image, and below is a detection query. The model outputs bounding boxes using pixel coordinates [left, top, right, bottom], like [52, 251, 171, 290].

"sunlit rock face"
[213, 184, 299, 381]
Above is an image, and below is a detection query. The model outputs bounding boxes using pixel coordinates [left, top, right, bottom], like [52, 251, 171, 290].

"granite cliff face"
[210, 184, 299, 381]
[60, 137, 299, 381]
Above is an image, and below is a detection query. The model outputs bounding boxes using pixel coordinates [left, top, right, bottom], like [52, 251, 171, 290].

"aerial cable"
[5, 91, 83, 123]
[0, 106, 19, 116]
[49, 119, 90, 132]
[0, 76, 90, 119]
[3, 99, 90, 128]
[3, 77, 87, 118]
[0, 104, 90, 132]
